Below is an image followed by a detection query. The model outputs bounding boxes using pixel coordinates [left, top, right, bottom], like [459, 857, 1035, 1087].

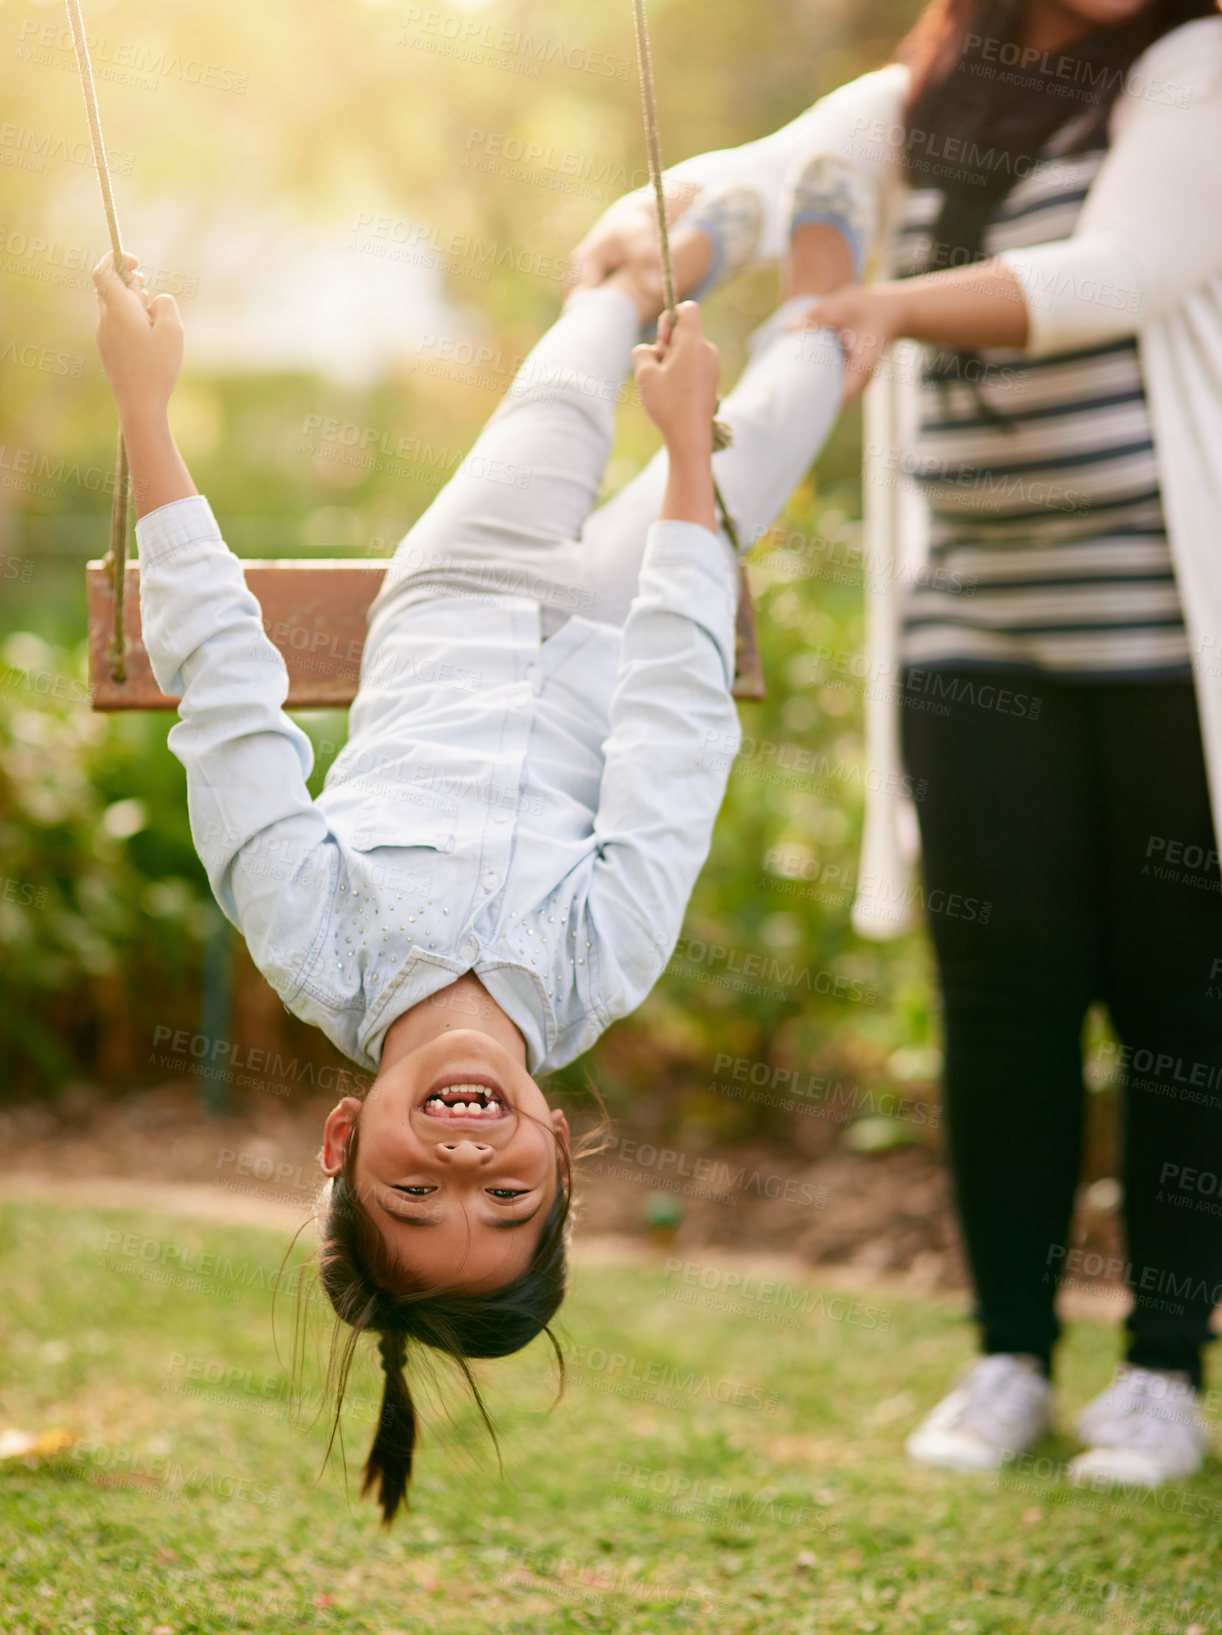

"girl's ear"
[321, 1096, 363, 1175]
[550, 1107, 572, 1165]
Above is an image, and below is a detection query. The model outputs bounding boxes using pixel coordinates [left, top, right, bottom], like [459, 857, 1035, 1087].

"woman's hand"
[92, 250, 184, 428]
[632, 302, 721, 453]
[794, 283, 909, 401]
[795, 263, 1030, 397]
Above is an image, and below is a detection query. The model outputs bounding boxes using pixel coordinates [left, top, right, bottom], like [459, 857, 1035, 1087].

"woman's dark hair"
[308, 1113, 572, 1525]
[897, 0, 1216, 272]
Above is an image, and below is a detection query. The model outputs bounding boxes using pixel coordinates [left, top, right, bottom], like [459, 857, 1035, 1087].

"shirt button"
[460, 936, 479, 961]
[483, 871, 498, 892]
[493, 807, 510, 824]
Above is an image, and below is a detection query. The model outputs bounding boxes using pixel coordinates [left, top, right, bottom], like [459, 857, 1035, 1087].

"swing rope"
[630, 0, 741, 554]
[65, 0, 130, 682]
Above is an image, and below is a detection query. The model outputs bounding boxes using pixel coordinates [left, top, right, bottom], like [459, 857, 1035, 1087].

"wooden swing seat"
[86, 558, 766, 711]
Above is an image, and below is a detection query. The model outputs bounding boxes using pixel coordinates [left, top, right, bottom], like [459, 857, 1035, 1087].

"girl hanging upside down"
[90, 185, 848, 1520]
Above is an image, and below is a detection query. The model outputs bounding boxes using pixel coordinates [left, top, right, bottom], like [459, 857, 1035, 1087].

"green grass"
[1, 1200, 1217, 1634]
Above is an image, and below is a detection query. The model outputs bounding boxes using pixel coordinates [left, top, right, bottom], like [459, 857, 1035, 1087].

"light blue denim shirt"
[135, 495, 742, 1075]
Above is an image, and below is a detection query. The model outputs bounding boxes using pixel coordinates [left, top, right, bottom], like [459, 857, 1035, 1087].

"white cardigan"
[660, 16, 1222, 935]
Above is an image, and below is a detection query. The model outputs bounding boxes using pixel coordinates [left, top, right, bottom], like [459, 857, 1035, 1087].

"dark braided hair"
[306, 1110, 574, 1524]
[369, 1330, 413, 1520]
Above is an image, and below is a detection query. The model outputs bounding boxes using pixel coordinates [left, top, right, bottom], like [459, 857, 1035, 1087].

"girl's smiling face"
[321, 1029, 569, 1293]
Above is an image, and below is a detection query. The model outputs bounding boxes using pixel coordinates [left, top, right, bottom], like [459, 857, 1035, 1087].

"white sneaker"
[906, 1354, 1053, 1473]
[1068, 1366, 1209, 1489]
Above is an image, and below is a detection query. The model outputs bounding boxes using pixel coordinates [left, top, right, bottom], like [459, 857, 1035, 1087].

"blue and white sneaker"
[787, 152, 880, 283]
[680, 182, 764, 301]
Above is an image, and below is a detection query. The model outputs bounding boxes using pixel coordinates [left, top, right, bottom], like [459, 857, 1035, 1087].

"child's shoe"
[1067, 1366, 1209, 1488]
[745, 156, 880, 359]
[906, 1354, 1053, 1473]
[678, 182, 764, 301]
[787, 152, 880, 283]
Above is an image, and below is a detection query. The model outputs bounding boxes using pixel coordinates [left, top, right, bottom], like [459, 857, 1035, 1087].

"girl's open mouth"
[420, 1082, 507, 1120]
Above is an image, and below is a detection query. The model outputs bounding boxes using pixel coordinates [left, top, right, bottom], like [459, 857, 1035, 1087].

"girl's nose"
[436, 1140, 492, 1167]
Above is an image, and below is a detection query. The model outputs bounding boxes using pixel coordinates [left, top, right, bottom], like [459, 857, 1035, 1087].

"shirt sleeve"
[586, 519, 742, 1018]
[627, 64, 910, 264]
[1001, 20, 1222, 356]
[135, 494, 333, 995]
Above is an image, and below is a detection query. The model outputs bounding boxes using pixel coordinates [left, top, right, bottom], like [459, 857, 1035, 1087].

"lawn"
[0, 1199, 1217, 1634]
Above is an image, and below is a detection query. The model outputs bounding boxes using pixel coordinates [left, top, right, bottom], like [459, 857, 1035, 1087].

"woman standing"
[573, 0, 1222, 1486]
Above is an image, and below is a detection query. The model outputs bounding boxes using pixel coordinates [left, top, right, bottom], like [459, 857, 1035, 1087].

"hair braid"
[363, 1329, 416, 1524]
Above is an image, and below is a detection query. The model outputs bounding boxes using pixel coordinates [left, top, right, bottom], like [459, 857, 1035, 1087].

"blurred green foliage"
[1, 0, 938, 1122]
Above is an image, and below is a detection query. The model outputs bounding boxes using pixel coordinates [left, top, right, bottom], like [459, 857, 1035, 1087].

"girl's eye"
[393, 1185, 436, 1197]
[487, 1188, 530, 1200]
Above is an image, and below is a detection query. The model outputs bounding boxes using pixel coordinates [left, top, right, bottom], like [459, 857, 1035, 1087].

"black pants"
[901, 671, 1222, 1387]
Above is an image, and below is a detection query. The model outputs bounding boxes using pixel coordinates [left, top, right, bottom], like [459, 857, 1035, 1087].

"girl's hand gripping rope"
[92, 250, 184, 428]
[91, 250, 196, 519]
[632, 302, 721, 537]
[631, 301, 721, 455]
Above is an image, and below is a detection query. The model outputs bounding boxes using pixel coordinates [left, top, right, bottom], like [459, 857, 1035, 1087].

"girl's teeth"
[423, 1094, 502, 1115]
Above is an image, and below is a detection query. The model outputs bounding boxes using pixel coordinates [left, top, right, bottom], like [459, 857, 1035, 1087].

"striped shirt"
[895, 148, 1190, 681]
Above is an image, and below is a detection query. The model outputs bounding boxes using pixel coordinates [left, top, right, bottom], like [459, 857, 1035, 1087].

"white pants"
[368, 285, 844, 642]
